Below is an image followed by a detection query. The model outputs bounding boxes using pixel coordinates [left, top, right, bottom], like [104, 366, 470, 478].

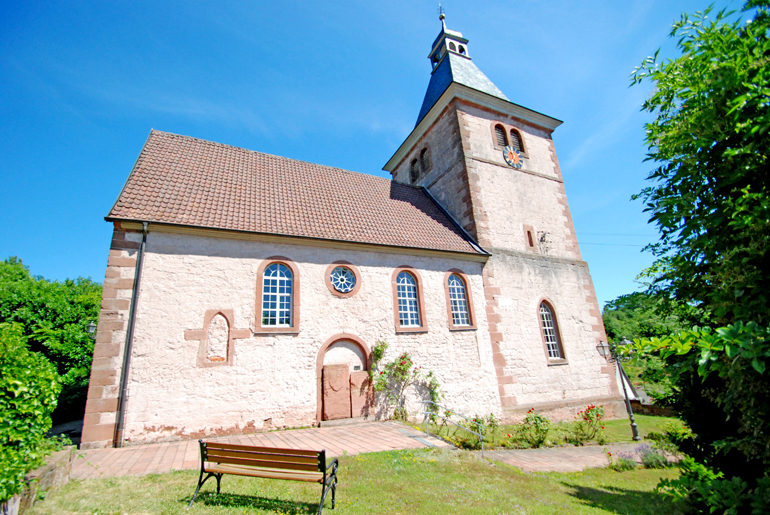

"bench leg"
[215, 473, 222, 494]
[318, 475, 337, 515]
[188, 471, 216, 508]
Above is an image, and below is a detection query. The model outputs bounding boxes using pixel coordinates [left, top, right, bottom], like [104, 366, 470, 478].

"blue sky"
[0, 0, 740, 306]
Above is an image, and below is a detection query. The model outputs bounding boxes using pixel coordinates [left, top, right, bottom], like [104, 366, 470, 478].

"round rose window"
[330, 266, 356, 293]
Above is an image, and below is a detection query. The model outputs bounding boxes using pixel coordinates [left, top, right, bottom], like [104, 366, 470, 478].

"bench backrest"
[201, 441, 325, 473]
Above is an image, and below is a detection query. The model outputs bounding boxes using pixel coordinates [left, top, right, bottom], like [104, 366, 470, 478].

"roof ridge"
[148, 129, 413, 189]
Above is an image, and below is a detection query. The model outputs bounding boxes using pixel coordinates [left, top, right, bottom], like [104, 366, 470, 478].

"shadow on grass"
[561, 483, 684, 515]
[186, 492, 320, 514]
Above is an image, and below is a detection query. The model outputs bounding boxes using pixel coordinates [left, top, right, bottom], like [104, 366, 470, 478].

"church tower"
[384, 14, 622, 421]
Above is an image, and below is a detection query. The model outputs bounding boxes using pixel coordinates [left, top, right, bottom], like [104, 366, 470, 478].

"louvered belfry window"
[539, 302, 562, 359]
[494, 125, 507, 147]
[396, 271, 421, 327]
[410, 159, 420, 184]
[510, 129, 524, 153]
[420, 148, 430, 173]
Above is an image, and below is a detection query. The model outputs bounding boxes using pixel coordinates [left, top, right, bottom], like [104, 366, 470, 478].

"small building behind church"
[81, 17, 621, 449]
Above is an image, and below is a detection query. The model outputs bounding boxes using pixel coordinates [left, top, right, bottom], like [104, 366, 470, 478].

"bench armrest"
[325, 458, 339, 473]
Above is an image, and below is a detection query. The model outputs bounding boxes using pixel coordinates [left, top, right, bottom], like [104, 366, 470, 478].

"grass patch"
[28, 448, 681, 514]
[426, 414, 679, 449]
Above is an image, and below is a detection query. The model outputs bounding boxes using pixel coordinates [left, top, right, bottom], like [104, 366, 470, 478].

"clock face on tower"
[503, 146, 523, 169]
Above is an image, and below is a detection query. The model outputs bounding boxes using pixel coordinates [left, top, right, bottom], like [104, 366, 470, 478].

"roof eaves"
[104, 217, 487, 257]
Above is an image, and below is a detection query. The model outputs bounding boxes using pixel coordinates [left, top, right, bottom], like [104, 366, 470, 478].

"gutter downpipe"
[113, 221, 148, 448]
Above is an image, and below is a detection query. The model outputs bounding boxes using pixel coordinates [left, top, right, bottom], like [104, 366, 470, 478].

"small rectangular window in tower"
[527, 231, 534, 248]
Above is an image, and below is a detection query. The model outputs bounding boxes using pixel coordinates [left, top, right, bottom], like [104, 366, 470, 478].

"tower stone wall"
[388, 89, 622, 422]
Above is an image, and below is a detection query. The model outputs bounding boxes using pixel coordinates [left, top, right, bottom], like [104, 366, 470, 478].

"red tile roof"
[107, 131, 482, 255]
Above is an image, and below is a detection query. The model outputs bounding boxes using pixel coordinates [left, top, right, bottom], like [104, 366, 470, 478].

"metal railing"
[420, 400, 486, 457]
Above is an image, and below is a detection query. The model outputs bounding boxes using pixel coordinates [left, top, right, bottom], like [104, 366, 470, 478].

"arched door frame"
[316, 333, 372, 423]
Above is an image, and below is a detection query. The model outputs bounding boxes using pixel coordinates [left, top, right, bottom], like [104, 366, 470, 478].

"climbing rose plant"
[370, 341, 442, 421]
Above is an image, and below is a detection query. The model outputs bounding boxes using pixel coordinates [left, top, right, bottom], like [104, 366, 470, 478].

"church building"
[81, 16, 621, 449]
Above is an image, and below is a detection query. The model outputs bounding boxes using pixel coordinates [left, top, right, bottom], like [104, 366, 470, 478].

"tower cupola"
[415, 12, 509, 126]
[429, 12, 470, 69]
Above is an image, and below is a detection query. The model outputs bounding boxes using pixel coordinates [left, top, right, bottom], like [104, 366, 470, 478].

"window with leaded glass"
[396, 271, 421, 327]
[262, 263, 293, 327]
[539, 302, 563, 359]
[448, 274, 470, 326]
[330, 266, 355, 293]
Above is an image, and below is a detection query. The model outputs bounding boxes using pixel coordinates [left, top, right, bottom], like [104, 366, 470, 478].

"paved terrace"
[73, 422, 650, 479]
[73, 421, 451, 480]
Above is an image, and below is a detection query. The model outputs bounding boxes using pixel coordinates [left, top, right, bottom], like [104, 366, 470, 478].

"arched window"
[419, 148, 430, 173]
[494, 124, 508, 147]
[539, 301, 564, 359]
[262, 263, 293, 327]
[410, 158, 420, 184]
[449, 42, 457, 52]
[396, 271, 421, 327]
[447, 274, 470, 326]
[510, 129, 524, 153]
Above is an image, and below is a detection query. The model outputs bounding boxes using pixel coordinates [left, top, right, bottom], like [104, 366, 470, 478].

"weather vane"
[438, 3, 445, 20]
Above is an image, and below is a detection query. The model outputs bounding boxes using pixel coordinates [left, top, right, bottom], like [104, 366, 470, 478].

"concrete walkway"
[485, 443, 645, 473]
[72, 421, 452, 480]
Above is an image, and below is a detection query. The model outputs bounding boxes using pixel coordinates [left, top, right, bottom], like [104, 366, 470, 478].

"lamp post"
[597, 339, 641, 441]
[86, 321, 97, 340]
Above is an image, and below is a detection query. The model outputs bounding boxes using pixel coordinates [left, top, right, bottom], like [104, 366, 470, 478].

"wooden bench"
[188, 440, 339, 514]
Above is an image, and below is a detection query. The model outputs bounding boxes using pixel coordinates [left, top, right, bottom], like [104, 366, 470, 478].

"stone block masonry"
[81, 225, 142, 449]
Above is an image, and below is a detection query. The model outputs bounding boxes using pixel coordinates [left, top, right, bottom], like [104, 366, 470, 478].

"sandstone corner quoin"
[81, 16, 622, 449]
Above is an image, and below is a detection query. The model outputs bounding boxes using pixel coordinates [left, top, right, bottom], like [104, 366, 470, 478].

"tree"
[602, 292, 688, 404]
[630, 2, 770, 511]
[602, 291, 686, 341]
[631, 1, 770, 327]
[0, 323, 61, 502]
[0, 257, 101, 423]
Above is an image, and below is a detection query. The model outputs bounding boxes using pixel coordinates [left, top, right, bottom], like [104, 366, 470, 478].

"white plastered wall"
[488, 254, 616, 406]
[121, 232, 500, 444]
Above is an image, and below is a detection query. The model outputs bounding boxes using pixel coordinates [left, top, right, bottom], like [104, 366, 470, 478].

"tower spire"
[415, 15, 510, 126]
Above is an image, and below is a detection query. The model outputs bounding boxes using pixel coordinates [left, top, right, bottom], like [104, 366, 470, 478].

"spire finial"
[438, 4, 446, 28]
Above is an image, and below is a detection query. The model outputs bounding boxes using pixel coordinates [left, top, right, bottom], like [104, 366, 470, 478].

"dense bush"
[646, 420, 694, 458]
[635, 323, 770, 513]
[0, 257, 101, 423]
[0, 323, 61, 502]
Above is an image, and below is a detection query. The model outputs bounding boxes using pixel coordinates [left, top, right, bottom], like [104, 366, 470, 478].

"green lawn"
[29, 448, 681, 515]
[426, 414, 678, 449]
